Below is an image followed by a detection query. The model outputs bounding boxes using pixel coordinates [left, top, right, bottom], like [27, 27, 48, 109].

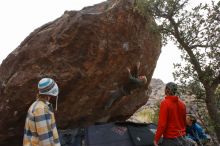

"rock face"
[0, 0, 161, 144]
[147, 78, 165, 107]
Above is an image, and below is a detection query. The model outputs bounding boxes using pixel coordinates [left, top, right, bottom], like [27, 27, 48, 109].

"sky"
[0, 0, 213, 83]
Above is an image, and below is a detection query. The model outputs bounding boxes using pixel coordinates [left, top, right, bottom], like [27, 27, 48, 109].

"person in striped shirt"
[23, 78, 60, 146]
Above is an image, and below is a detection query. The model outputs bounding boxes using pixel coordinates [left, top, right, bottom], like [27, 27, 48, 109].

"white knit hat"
[38, 78, 59, 96]
[38, 78, 59, 110]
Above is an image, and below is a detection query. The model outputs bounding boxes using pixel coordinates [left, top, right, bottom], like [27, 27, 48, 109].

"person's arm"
[154, 100, 168, 144]
[34, 108, 55, 146]
[187, 133, 197, 141]
[186, 125, 198, 141]
[127, 67, 146, 85]
[195, 123, 208, 139]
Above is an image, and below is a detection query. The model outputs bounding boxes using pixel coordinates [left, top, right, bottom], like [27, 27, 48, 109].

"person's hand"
[126, 67, 131, 73]
[138, 76, 147, 84]
[154, 141, 159, 146]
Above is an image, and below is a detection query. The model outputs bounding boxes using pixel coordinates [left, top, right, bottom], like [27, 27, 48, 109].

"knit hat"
[38, 78, 59, 97]
[166, 82, 177, 95]
[38, 78, 59, 110]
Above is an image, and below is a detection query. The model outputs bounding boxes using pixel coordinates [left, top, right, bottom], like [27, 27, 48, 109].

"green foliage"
[135, 0, 161, 35]
[137, 0, 219, 80]
[135, 0, 150, 17]
[140, 0, 220, 99]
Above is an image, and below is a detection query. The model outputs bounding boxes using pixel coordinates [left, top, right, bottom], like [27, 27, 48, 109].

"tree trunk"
[205, 86, 220, 143]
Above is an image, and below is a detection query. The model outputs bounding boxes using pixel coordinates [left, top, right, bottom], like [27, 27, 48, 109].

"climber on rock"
[104, 61, 147, 110]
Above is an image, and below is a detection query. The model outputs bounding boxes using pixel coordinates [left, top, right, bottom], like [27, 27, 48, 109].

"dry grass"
[131, 108, 158, 123]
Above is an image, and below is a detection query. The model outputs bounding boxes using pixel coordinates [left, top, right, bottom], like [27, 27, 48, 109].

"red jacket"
[154, 95, 186, 143]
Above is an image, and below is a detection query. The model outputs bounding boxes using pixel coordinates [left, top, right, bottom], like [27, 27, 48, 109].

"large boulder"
[0, 0, 161, 144]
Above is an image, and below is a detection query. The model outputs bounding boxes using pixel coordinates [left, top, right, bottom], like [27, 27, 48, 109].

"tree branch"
[190, 44, 211, 49]
[168, 17, 205, 82]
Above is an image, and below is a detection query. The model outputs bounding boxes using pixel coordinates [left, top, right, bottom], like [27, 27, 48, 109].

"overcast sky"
[0, 0, 213, 83]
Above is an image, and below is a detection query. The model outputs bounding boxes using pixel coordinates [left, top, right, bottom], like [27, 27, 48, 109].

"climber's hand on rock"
[126, 67, 131, 73]
[138, 76, 147, 84]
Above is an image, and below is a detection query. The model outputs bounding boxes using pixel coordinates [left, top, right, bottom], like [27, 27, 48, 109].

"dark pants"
[160, 137, 195, 146]
[104, 88, 125, 109]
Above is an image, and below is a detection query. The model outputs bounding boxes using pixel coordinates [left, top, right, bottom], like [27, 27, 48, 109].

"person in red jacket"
[154, 82, 188, 146]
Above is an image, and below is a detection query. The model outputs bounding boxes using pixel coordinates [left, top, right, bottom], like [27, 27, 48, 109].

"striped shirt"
[23, 99, 60, 146]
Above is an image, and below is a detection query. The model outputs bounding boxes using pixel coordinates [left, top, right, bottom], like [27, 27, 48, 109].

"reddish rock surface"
[0, 0, 161, 145]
